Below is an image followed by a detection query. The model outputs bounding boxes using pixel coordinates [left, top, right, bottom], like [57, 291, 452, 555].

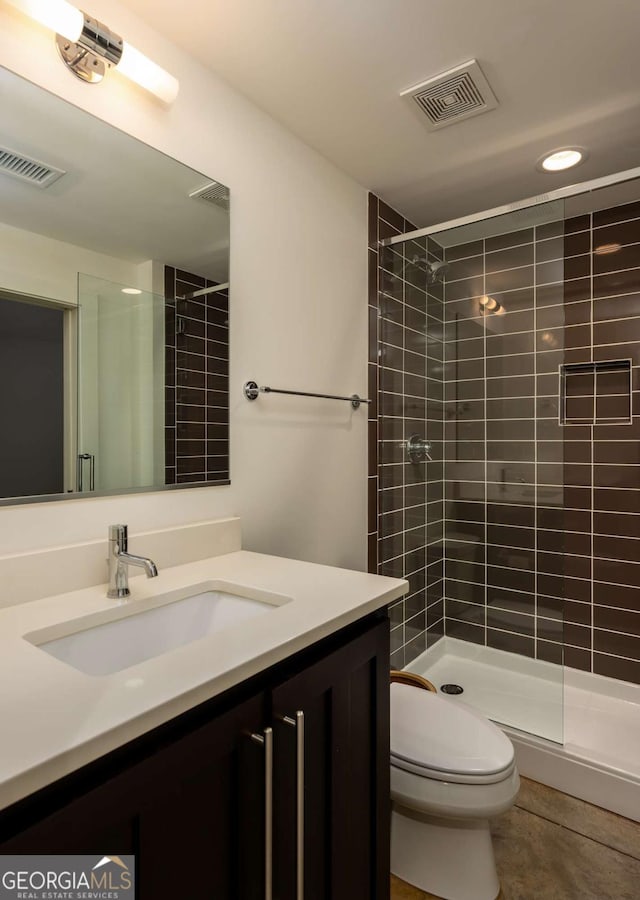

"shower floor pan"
[408, 637, 640, 823]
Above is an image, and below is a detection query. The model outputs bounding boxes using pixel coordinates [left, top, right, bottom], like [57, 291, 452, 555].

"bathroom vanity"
[0, 535, 406, 900]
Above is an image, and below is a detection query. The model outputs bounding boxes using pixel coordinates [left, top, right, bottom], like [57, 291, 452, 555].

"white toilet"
[390, 681, 520, 900]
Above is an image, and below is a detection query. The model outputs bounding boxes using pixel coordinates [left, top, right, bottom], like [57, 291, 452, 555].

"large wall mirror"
[0, 66, 230, 504]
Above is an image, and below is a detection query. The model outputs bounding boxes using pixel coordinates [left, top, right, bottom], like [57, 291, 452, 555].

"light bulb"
[117, 42, 179, 104]
[540, 149, 584, 172]
[6, 0, 83, 42]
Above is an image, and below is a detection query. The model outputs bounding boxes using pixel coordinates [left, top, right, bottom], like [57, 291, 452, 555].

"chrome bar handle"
[283, 711, 305, 900]
[77, 453, 95, 491]
[251, 727, 273, 900]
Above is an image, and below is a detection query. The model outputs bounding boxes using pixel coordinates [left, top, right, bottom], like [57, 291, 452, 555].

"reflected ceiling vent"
[189, 180, 230, 210]
[401, 60, 498, 131]
[0, 146, 66, 188]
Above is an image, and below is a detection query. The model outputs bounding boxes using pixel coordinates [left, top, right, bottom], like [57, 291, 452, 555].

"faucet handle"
[401, 435, 433, 463]
[109, 524, 128, 549]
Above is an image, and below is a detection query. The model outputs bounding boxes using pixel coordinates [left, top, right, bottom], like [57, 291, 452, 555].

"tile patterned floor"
[390, 777, 640, 900]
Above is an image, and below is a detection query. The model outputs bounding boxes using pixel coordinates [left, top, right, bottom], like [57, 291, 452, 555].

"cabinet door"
[0, 692, 267, 900]
[271, 618, 390, 900]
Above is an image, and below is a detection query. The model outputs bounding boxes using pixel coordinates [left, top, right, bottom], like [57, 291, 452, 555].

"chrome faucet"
[107, 524, 158, 599]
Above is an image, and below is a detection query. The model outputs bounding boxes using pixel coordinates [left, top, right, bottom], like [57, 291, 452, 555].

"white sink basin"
[26, 584, 284, 676]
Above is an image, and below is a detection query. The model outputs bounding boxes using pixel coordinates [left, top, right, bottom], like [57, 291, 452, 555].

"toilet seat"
[391, 754, 516, 785]
[391, 682, 515, 784]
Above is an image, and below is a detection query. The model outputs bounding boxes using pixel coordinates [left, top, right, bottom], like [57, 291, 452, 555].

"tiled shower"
[368, 195, 446, 670]
[370, 189, 640, 687]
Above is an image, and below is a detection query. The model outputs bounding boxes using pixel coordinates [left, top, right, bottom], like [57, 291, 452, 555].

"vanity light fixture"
[5, 0, 179, 104]
[538, 148, 585, 173]
[121, 287, 142, 295]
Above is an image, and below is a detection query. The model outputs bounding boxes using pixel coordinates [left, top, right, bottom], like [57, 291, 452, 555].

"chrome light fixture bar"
[55, 14, 123, 85]
[6, 0, 179, 103]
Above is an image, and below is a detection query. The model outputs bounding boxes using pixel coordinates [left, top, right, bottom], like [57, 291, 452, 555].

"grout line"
[590, 210, 596, 673]
[533, 221, 540, 658]
[483, 234, 489, 646]
[446, 255, 640, 287]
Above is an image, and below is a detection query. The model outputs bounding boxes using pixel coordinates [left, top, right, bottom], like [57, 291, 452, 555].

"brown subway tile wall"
[164, 265, 229, 486]
[368, 194, 445, 668]
[442, 198, 640, 684]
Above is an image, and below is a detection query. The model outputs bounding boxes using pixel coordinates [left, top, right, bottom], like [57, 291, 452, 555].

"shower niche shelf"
[560, 359, 632, 426]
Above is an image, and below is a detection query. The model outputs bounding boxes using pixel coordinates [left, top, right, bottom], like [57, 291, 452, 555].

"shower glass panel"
[381, 199, 568, 745]
[77, 274, 165, 493]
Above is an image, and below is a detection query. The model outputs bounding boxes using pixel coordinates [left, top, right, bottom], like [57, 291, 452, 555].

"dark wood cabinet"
[0, 614, 389, 899]
[0, 692, 267, 899]
[272, 617, 389, 900]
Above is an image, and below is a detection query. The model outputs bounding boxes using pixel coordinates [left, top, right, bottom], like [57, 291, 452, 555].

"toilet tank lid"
[390, 682, 515, 776]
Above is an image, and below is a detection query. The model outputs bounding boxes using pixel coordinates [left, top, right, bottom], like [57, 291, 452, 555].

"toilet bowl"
[390, 682, 519, 900]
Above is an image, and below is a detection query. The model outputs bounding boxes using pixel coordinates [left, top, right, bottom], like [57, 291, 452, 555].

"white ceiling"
[121, 0, 640, 228]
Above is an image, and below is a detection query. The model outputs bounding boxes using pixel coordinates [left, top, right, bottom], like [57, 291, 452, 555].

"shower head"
[426, 260, 449, 284]
[409, 256, 450, 284]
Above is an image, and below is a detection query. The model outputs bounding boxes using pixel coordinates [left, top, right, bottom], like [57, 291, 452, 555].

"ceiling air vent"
[189, 180, 230, 210]
[401, 60, 498, 131]
[0, 146, 66, 188]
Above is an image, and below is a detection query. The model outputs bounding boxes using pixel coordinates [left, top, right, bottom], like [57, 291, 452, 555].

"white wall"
[0, 1, 368, 570]
[0, 221, 150, 304]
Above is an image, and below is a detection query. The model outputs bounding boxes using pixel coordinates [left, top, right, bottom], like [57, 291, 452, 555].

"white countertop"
[0, 550, 406, 812]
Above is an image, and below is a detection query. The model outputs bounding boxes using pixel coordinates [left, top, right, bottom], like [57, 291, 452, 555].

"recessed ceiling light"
[538, 148, 585, 173]
[121, 288, 142, 295]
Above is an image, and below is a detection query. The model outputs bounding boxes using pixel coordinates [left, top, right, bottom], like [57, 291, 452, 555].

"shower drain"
[440, 683, 464, 695]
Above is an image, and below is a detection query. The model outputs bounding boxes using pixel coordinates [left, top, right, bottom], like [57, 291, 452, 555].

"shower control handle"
[402, 434, 433, 463]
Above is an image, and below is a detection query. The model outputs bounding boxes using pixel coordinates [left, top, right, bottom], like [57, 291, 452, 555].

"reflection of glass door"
[0, 291, 76, 499]
[77, 274, 165, 493]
